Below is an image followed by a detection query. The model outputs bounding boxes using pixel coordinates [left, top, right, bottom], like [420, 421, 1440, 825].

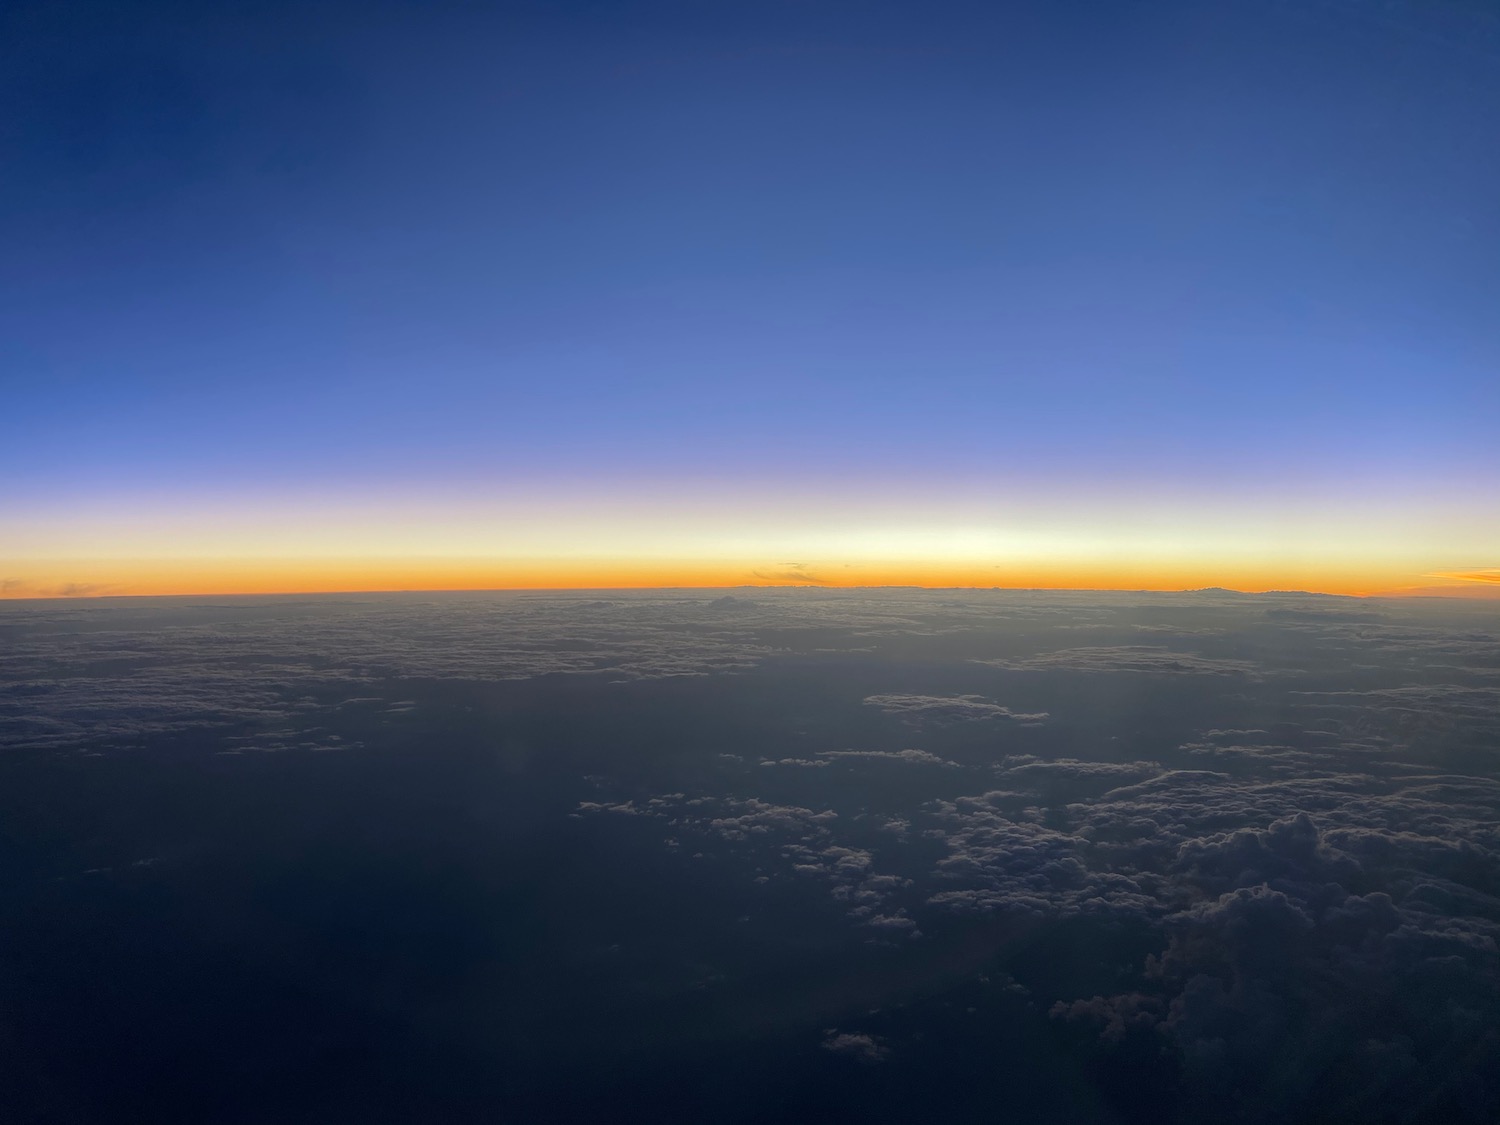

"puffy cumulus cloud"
[575, 793, 922, 932]
[1174, 811, 1362, 895]
[584, 729, 1499, 1118]
[863, 694, 1048, 724]
[821, 1030, 889, 1063]
[1051, 991, 1163, 1045]
[581, 734, 1500, 960]
[923, 793, 1160, 920]
[1046, 803, 1500, 1123]
[707, 798, 839, 842]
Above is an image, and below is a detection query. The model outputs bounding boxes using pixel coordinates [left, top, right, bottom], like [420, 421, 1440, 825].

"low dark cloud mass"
[2, 589, 1498, 1123]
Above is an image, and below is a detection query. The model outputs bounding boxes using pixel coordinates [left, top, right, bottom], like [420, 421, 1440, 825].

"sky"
[2, 0, 1498, 598]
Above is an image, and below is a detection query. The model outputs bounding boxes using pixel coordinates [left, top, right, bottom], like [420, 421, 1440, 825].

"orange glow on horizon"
[3, 556, 1497, 600]
[8, 478, 1496, 602]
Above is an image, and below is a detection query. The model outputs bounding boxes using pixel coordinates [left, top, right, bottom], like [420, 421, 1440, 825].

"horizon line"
[3, 582, 1491, 603]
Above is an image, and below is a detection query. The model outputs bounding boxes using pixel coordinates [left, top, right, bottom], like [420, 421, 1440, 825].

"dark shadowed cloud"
[8, 588, 1500, 1122]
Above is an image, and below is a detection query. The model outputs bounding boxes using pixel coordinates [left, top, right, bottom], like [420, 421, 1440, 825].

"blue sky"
[3, 0, 1498, 593]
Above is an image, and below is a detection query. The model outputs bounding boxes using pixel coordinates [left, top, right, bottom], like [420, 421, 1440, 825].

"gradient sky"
[3, 0, 1498, 597]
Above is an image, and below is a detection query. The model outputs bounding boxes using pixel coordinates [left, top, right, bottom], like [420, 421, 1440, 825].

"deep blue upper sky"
[3, 0, 1498, 501]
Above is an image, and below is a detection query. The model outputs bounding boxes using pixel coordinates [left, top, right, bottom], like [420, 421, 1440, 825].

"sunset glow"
[5, 488, 1496, 600]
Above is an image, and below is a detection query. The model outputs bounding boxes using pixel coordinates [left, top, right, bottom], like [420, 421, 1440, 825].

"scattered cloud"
[863, 693, 1048, 723]
[821, 1031, 889, 1063]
